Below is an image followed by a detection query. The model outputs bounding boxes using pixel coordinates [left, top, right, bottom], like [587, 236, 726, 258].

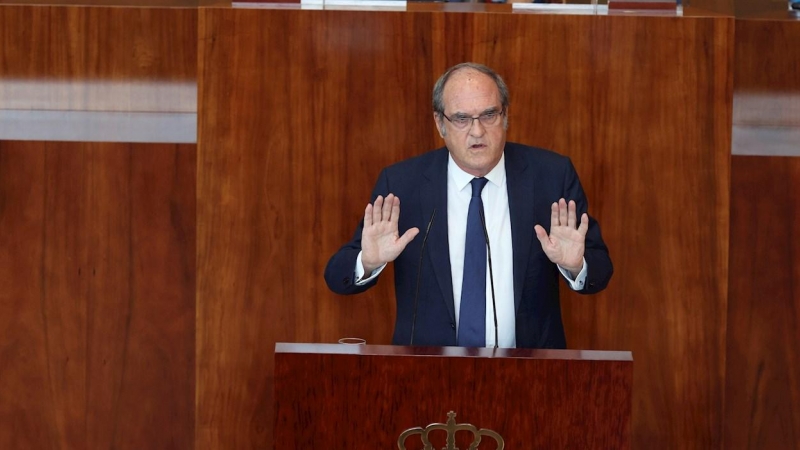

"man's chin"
[467, 159, 500, 176]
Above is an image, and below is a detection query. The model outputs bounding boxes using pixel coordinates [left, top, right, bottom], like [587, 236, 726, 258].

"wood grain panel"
[275, 344, 633, 449]
[0, 5, 197, 112]
[197, 8, 733, 449]
[724, 157, 800, 449]
[0, 142, 54, 449]
[0, 141, 196, 449]
[553, 15, 733, 450]
[733, 0, 791, 16]
[197, 9, 438, 448]
[686, 0, 734, 15]
[735, 19, 800, 93]
[724, 18, 800, 449]
[732, 20, 800, 157]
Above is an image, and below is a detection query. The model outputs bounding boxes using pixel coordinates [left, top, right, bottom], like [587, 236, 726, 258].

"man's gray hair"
[432, 63, 510, 115]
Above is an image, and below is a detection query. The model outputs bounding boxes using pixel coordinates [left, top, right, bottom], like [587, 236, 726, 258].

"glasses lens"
[479, 112, 500, 126]
[446, 109, 503, 129]
[452, 116, 471, 129]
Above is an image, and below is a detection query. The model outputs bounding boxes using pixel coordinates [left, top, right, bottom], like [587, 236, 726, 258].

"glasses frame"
[441, 108, 505, 130]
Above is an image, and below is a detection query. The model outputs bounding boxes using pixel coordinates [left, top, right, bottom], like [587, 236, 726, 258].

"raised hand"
[361, 194, 420, 273]
[533, 198, 588, 276]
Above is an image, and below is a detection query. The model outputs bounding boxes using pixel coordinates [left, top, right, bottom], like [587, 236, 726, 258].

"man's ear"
[433, 112, 446, 138]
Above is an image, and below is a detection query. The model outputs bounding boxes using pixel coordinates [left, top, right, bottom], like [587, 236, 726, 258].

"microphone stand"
[478, 205, 499, 349]
[409, 209, 436, 346]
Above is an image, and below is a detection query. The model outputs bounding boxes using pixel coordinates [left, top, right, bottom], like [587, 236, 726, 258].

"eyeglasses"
[441, 109, 505, 130]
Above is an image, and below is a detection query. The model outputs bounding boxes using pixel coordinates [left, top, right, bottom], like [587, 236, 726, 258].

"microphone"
[478, 205, 499, 349]
[409, 209, 436, 346]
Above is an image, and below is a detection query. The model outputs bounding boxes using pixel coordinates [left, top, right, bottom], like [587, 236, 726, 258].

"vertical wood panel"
[732, 20, 800, 157]
[556, 16, 733, 450]
[197, 9, 437, 448]
[735, 19, 800, 94]
[723, 19, 800, 449]
[725, 156, 800, 449]
[0, 143, 55, 450]
[197, 9, 732, 449]
[0, 141, 196, 449]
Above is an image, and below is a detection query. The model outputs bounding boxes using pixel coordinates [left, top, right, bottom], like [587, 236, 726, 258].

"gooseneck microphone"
[409, 209, 436, 346]
[478, 205, 499, 349]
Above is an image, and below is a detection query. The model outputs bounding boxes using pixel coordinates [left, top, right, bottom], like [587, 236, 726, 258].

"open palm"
[534, 198, 587, 274]
[361, 194, 419, 273]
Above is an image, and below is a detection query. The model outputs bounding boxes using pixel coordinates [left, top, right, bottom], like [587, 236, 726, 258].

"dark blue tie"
[458, 177, 489, 347]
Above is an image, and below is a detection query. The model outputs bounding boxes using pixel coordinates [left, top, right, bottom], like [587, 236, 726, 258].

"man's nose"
[468, 118, 486, 137]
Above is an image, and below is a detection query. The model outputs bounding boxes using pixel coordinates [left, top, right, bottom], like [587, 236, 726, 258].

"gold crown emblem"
[397, 411, 505, 450]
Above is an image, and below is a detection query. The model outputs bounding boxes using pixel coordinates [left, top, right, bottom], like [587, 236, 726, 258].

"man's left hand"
[534, 198, 587, 276]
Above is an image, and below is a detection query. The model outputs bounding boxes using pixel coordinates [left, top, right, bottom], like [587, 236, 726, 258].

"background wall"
[0, 3, 797, 450]
[0, 5, 197, 449]
[196, 9, 732, 450]
[724, 18, 800, 449]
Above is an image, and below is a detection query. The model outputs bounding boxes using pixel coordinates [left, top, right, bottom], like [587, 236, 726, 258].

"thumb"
[397, 227, 420, 248]
[534, 224, 549, 245]
[577, 213, 589, 235]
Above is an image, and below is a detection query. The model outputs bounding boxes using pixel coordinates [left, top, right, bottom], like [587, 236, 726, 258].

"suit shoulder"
[383, 147, 448, 177]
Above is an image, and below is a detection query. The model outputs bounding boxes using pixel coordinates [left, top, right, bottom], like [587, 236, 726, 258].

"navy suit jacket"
[324, 142, 612, 349]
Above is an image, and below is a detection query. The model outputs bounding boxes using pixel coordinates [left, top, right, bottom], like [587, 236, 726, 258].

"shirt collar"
[448, 152, 506, 192]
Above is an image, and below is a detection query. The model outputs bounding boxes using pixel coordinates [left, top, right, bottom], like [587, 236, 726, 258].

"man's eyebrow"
[452, 107, 501, 117]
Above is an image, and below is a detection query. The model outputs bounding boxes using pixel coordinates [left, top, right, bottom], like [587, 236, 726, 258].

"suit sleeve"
[324, 169, 391, 295]
[562, 159, 613, 294]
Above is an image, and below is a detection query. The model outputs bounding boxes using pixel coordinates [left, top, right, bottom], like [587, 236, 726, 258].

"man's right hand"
[361, 194, 419, 274]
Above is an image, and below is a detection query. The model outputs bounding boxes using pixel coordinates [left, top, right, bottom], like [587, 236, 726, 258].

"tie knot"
[471, 177, 488, 198]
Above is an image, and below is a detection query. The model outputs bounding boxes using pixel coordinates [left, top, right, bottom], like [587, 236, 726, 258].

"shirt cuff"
[558, 258, 587, 291]
[355, 251, 387, 285]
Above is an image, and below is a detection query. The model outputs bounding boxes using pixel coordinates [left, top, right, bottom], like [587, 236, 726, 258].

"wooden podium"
[274, 343, 632, 449]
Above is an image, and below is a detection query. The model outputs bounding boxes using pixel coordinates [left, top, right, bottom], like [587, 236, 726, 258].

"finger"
[578, 213, 589, 235]
[534, 224, 549, 246]
[558, 198, 568, 227]
[398, 227, 420, 248]
[567, 200, 577, 229]
[364, 203, 373, 228]
[550, 202, 559, 227]
[372, 195, 384, 224]
[390, 195, 402, 226]
[382, 193, 394, 222]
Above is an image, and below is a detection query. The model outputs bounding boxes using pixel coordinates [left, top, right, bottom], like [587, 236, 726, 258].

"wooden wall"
[724, 18, 800, 450]
[726, 156, 800, 449]
[1, 3, 798, 450]
[196, 9, 732, 450]
[0, 141, 196, 449]
[0, 5, 197, 450]
[0, 5, 196, 112]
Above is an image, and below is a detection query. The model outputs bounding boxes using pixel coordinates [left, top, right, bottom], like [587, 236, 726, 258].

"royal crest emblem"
[397, 411, 504, 450]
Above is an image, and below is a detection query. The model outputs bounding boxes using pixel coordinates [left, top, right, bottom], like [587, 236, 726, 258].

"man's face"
[434, 69, 507, 177]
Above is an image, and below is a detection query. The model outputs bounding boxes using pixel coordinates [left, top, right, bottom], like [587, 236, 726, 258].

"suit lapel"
[505, 146, 534, 313]
[421, 150, 455, 322]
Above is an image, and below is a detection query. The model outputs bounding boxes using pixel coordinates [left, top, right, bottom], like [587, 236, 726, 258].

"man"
[325, 63, 612, 349]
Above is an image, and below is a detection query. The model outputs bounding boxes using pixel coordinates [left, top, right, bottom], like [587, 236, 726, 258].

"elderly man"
[325, 62, 612, 349]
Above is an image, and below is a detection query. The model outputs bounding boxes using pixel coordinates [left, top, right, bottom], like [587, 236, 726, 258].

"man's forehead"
[442, 74, 501, 112]
[445, 69, 493, 90]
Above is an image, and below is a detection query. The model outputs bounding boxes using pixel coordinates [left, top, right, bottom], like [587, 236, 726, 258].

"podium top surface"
[275, 342, 632, 361]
